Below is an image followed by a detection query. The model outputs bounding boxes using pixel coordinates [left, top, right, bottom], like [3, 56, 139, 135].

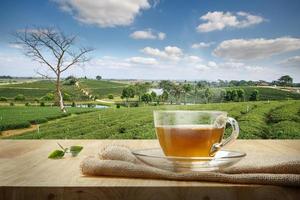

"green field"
[0, 106, 97, 131]
[0, 80, 87, 101]
[0, 79, 127, 101]
[79, 79, 127, 98]
[4, 100, 300, 139]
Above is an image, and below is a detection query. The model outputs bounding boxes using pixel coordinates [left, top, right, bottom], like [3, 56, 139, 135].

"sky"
[0, 0, 300, 81]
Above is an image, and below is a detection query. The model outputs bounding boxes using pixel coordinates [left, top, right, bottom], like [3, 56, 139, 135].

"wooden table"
[0, 140, 299, 200]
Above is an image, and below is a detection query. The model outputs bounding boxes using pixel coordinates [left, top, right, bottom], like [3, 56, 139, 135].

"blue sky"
[0, 0, 300, 81]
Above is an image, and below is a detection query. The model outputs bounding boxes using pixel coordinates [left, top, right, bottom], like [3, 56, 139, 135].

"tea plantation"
[5, 100, 300, 139]
[0, 107, 97, 131]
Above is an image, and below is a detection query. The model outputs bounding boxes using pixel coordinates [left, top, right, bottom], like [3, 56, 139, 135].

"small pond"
[65, 104, 108, 109]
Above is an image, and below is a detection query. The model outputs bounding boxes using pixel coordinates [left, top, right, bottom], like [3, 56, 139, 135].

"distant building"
[148, 88, 163, 96]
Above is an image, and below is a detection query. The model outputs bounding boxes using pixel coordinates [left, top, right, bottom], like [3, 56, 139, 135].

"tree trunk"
[56, 74, 66, 113]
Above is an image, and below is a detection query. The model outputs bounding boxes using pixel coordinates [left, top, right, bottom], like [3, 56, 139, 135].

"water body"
[66, 104, 108, 109]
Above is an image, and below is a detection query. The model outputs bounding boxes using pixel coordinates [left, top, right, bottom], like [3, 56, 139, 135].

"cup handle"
[210, 117, 239, 156]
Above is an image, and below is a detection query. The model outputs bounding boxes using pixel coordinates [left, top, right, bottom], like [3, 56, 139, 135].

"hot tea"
[156, 125, 224, 157]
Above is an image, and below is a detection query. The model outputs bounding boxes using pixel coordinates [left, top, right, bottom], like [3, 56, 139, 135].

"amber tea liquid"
[156, 125, 224, 157]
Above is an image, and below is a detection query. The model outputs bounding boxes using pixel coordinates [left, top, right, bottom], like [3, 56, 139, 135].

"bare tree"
[13, 27, 93, 112]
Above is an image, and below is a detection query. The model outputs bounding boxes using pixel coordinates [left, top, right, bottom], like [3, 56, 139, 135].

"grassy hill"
[0, 80, 87, 101]
[79, 79, 127, 99]
[6, 100, 300, 139]
[0, 106, 97, 131]
[0, 79, 127, 101]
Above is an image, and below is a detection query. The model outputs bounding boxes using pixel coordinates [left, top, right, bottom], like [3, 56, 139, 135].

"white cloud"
[213, 37, 300, 60]
[126, 56, 158, 65]
[89, 57, 132, 69]
[191, 42, 214, 49]
[185, 55, 203, 63]
[141, 46, 183, 61]
[130, 29, 166, 40]
[218, 62, 264, 72]
[280, 55, 300, 67]
[53, 0, 152, 27]
[207, 61, 218, 68]
[158, 32, 166, 40]
[196, 11, 264, 32]
[8, 44, 23, 49]
[194, 64, 210, 71]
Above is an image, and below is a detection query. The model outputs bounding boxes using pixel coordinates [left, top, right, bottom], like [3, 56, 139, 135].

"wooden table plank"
[0, 140, 300, 200]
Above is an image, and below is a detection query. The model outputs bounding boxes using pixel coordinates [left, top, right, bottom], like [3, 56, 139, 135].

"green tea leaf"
[48, 150, 65, 159]
[69, 146, 83, 157]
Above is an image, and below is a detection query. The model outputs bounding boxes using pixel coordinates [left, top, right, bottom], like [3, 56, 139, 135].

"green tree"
[225, 89, 232, 101]
[278, 75, 293, 86]
[141, 93, 152, 104]
[96, 75, 102, 80]
[107, 94, 114, 99]
[134, 82, 151, 102]
[249, 89, 259, 101]
[182, 83, 192, 105]
[237, 89, 245, 102]
[159, 80, 173, 92]
[219, 89, 226, 102]
[161, 91, 169, 103]
[64, 76, 77, 85]
[171, 84, 183, 104]
[121, 86, 135, 106]
[232, 89, 238, 102]
[204, 88, 212, 103]
[14, 94, 25, 101]
[150, 91, 157, 102]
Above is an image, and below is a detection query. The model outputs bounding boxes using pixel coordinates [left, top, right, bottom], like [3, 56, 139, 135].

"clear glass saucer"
[132, 148, 246, 172]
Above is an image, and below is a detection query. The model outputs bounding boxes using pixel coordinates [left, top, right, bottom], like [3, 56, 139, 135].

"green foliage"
[14, 94, 25, 101]
[249, 89, 259, 101]
[41, 93, 54, 101]
[48, 143, 83, 158]
[204, 88, 212, 103]
[9, 102, 14, 106]
[48, 150, 65, 159]
[0, 97, 7, 101]
[69, 146, 83, 157]
[0, 80, 87, 101]
[63, 76, 77, 85]
[278, 75, 293, 86]
[108, 94, 114, 99]
[40, 102, 45, 107]
[141, 93, 152, 103]
[0, 106, 96, 131]
[96, 75, 102, 80]
[121, 86, 135, 100]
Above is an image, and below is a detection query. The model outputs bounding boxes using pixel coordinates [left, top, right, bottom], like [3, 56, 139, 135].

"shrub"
[14, 94, 25, 101]
[25, 102, 30, 106]
[63, 93, 71, 101]
[108, 94, 114, 99]
[71, 102, 76, 107]
[63, 76, 77, 85]
[10, 102, 14, 106]
[249, 90, 259, 101]
[116, 104, 121, 108]
[0, 97, 7, 101]
[40, 102, 45, 107]
[41, 93, 54, 101]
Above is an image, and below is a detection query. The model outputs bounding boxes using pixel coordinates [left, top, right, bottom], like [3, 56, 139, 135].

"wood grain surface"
[0, 140, 299, 200]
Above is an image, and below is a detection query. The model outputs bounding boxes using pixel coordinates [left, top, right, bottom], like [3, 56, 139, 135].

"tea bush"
[0, 107, 96, 131]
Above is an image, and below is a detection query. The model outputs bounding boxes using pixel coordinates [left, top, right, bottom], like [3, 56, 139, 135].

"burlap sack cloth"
[80, 145, 300, 186]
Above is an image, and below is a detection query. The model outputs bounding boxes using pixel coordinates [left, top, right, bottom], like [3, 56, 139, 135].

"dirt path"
[0, 125, 38, 138]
